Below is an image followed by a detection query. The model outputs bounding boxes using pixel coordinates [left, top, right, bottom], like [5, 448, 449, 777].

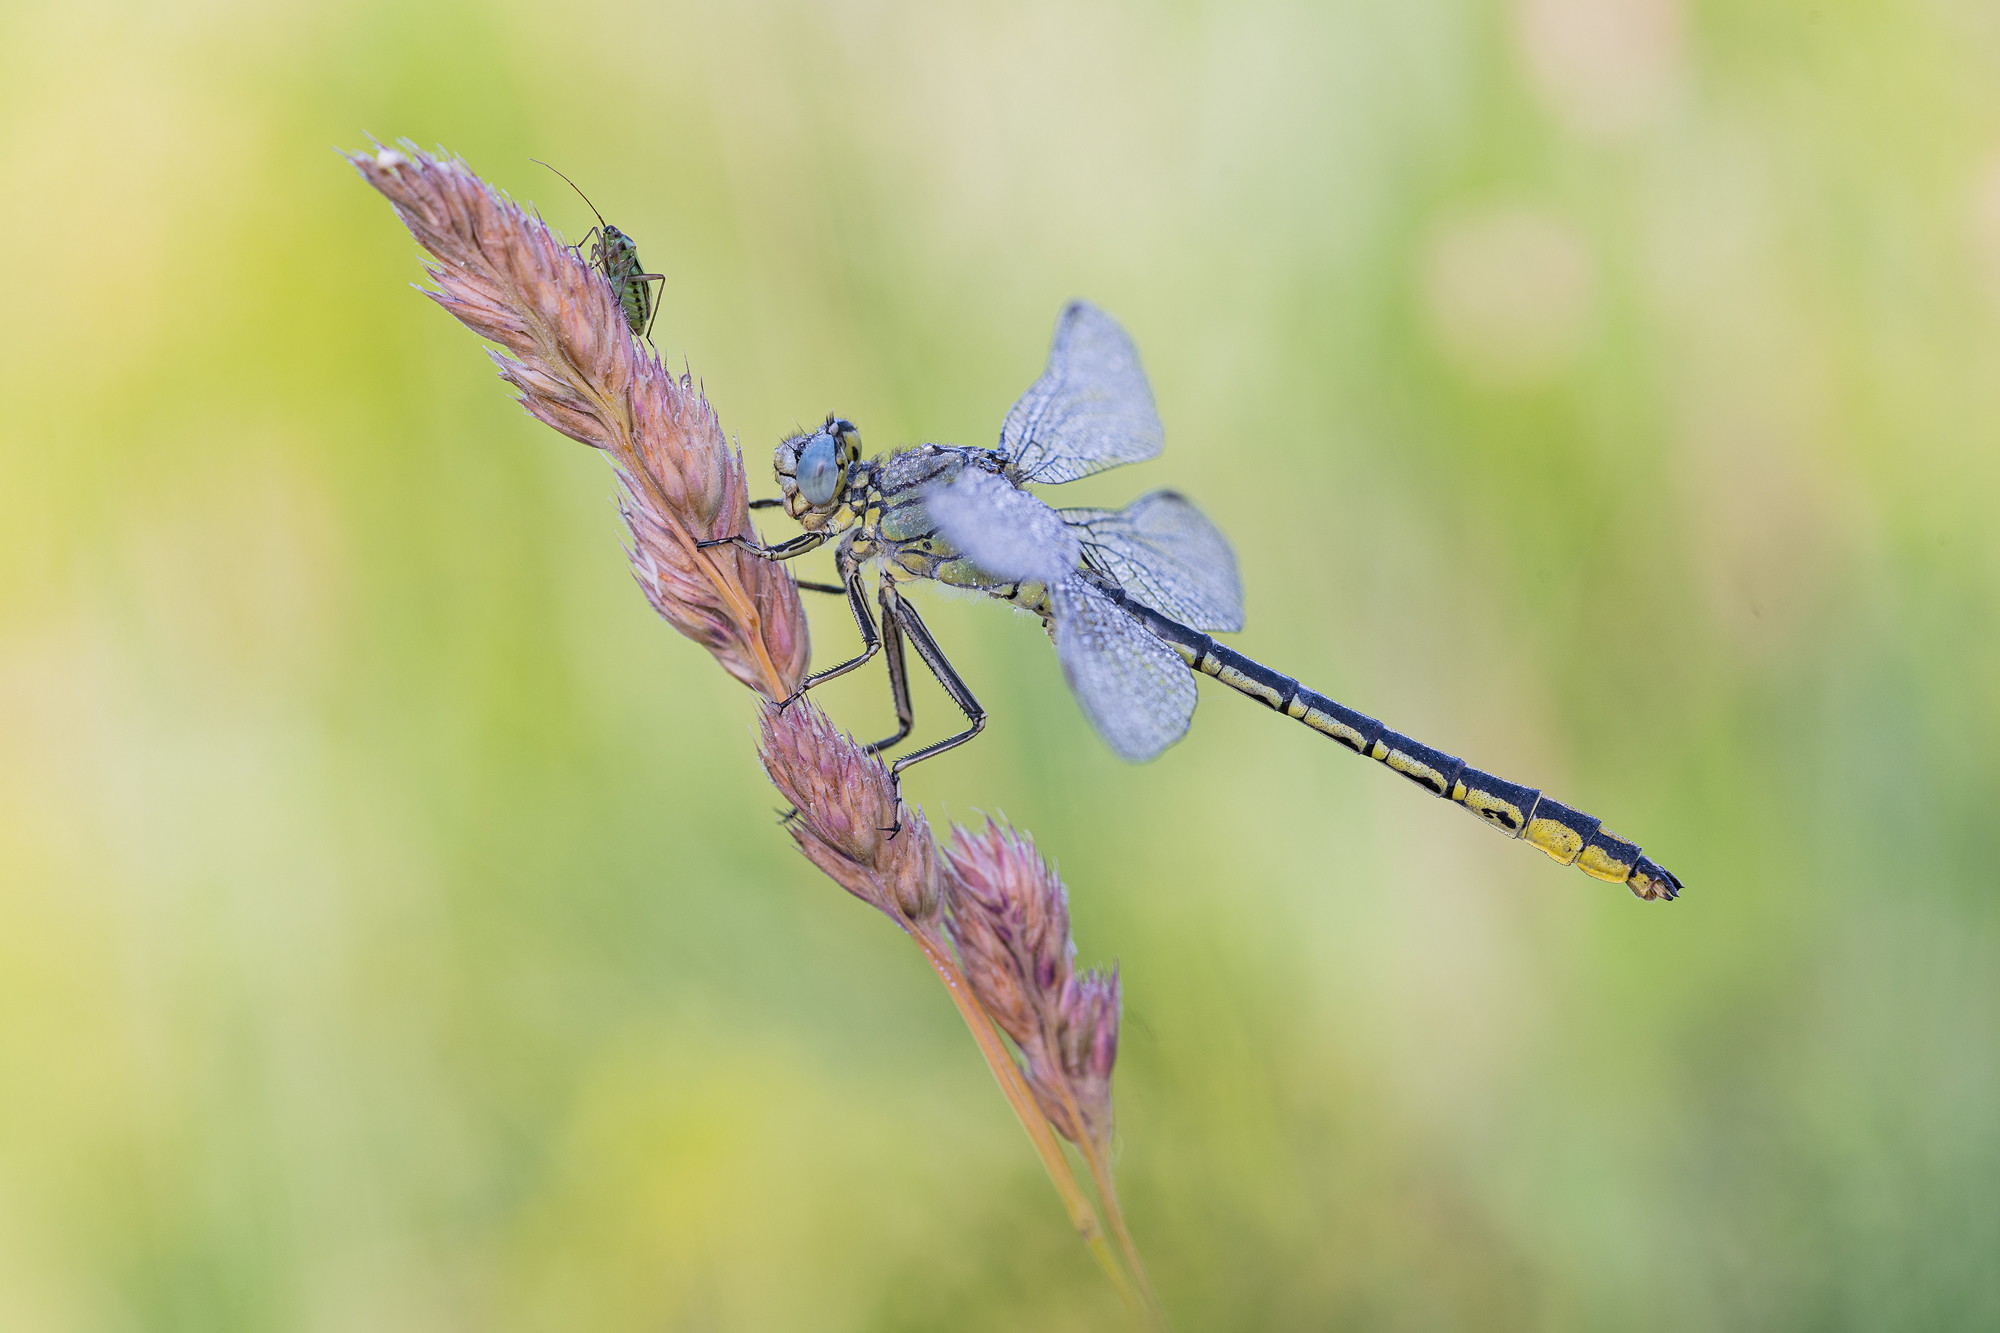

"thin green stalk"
[909, 929, 1143, 1316]
[1080, 1139, 1161, 1322]
[1036, 1026, 1163, 1325]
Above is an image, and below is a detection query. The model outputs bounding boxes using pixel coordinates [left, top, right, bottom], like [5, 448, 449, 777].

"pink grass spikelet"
[1058, 965, 1121, 1148]
[757, 700, 940, 930]
[943, 822, 1123, 1153]
[756, 709, 1152, 1314]
[347, 142, 807, 700]
[944, 821, 1153, 1310]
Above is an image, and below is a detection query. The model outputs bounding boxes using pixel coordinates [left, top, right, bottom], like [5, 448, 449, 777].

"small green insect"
[533, 159, 664, 342]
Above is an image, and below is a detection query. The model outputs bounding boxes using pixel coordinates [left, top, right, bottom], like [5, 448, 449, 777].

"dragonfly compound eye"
[797, 431, 845, 507]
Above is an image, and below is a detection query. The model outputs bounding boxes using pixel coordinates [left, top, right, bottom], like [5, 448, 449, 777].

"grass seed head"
[348, 142, 808, 700]
[944, 822, 1121, 1150]
[758, 701, 941, 930]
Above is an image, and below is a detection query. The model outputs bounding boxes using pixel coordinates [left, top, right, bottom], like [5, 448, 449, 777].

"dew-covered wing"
[922, 468, 1082, 584]
[1060, 489, 1244, 633]
[1050, 575, 1197, 763]
[999, 301, 1164, 485]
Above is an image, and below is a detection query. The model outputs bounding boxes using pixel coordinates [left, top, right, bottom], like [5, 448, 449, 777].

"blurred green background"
[3, 0, 1998, 1327]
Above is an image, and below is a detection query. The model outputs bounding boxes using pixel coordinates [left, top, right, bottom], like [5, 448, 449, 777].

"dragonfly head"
[775, 416, 863, 525]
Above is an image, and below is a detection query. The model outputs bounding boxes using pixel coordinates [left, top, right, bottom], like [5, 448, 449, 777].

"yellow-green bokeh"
[3, 0, 1998, 1327]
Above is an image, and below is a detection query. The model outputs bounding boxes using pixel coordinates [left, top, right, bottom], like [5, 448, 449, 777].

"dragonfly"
[703, 301, 1681, 901]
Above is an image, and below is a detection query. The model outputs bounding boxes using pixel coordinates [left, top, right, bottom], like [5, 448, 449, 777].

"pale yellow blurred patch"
[125, 448, 349, 700]
[1420, 205, 1597, 388]
[1672, 384, 1845, 660]
[1636, 139, 1852, 658]
[497, 1034, 986, 1330]
[1973, 150, 2000, 310]
[1515, 0, 1685, 139]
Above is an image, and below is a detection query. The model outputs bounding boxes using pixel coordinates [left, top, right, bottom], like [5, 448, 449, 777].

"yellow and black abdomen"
[1105, 588, 1682, 901]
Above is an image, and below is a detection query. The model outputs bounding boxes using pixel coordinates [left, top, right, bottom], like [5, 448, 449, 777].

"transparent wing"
[922, 469, 1081, 584]
[1050, 576, 1198, 763]
[999, 301, 1164, 484]
[1060, 489, 1244, 632]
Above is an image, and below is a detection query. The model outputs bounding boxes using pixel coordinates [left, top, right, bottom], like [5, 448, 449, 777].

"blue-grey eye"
[797, 432, 843, 506]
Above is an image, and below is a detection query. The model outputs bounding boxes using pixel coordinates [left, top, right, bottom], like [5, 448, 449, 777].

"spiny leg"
[779, 565, 883, 708]
[863, 581, 915, 755]
[880, 581, 985, 783]
[697, 530, 827, 561]
[639, 273, 665, 341]
[710, 529, 840, 594]
[747, 498, 786, 511]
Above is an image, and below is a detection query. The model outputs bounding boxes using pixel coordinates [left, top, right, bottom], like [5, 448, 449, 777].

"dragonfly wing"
[1051, 576, 1197, 763]
[1061, 489, 1244, 632]
[999, 301, 1164, 484]
[922, 468, 1082, 584]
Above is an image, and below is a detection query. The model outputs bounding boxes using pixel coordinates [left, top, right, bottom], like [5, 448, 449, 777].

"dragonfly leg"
[697, 530, 827, 561]
[863, 581, 915, 755]
[880, 581, 985, 785]
[794, 579, 846, 595]
[747, 498, 786, 511]
[777, 566, 881, 710]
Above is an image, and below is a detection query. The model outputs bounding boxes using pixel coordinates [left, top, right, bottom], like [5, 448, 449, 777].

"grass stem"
[909, 929, 1144, 1318]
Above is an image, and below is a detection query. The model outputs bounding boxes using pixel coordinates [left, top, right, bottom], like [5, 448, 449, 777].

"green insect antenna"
[530, 158, 607, 232]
